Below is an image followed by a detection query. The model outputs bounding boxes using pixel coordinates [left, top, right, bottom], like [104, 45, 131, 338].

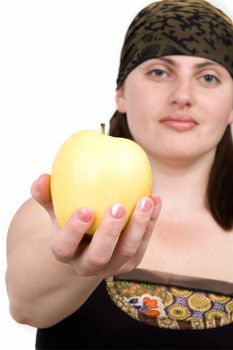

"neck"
[149, 151, 216, 217]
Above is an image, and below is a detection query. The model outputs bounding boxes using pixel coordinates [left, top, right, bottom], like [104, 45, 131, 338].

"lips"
[160, 116, 198, 132]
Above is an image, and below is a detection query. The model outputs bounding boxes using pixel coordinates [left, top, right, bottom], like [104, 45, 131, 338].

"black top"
[36, 280, 233, 349]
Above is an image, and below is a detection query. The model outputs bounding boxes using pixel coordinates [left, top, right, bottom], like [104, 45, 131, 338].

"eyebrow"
[157, 57, 219, 69]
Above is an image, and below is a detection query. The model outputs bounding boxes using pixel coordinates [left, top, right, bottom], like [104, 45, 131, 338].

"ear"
[115, 87, 126, 113]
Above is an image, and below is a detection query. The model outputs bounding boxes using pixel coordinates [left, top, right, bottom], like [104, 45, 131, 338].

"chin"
[152, 149, 204, 164]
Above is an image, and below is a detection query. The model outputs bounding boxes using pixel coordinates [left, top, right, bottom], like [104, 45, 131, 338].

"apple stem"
[101, 123, 105, 134]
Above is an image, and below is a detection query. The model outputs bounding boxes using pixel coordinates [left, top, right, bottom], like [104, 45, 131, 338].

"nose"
[168, 78, 194, 108]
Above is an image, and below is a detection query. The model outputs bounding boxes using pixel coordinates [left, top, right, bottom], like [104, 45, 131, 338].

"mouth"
[159, 116, 198, 132]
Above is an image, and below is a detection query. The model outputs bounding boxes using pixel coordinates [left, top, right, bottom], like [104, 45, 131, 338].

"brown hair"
[207, 126, 233, 230]
[109, 112, 233, 230]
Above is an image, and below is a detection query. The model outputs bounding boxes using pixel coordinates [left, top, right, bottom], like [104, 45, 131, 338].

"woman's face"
[116, 56, 233, 163]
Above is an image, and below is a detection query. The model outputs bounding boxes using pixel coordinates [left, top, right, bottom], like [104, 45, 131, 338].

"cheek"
[200, 89, 232, 129]
[125, 85, 160, 120]
[126, 106, 145, 136]
[124, 89, 147, 122]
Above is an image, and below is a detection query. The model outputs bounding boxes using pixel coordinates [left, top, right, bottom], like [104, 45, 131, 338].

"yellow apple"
[50, 128, 152, 235]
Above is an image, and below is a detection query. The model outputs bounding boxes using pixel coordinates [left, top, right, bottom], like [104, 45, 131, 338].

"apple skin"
[50, 130, 152, 235]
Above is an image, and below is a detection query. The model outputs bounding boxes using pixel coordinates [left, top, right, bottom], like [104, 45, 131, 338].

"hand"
[31, 174, 161, 278]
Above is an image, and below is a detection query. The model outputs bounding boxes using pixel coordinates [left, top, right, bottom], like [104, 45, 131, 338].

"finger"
[76, 203, 127, 274]
[133, 196, 162, 261]
[31, 174, 53, 214]
[114, 196, 155, 260]
[143, 195, 161, 241]
[51, 208, 94, 262]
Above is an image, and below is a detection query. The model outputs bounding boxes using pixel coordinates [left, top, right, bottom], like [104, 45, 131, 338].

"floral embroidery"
[126, 293, 165, 318]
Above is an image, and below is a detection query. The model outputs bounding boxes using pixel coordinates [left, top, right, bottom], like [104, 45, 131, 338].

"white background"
[0, 1, 232, 349]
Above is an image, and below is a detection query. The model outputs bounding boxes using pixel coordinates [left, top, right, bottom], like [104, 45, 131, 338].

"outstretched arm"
[6, 174, 161, 328]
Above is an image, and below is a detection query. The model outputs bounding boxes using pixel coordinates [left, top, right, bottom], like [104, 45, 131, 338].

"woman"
[6, 0, 233, 348]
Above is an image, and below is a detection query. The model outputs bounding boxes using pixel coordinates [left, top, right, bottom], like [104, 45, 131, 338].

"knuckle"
[68, 261, 89, 277]
[131, 213, 149, 229]
[121, 242, 138, 258]
[98, 222, 120, 238]
[51, 244, 73, 261]
[73, 268, 92, 277]
[87, 254, 109, 268]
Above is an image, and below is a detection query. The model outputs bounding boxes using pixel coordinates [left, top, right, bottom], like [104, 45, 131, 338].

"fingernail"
[139, 197, 153, 212]
[111, 204, 126, 219]
[77, 208, 93, 223]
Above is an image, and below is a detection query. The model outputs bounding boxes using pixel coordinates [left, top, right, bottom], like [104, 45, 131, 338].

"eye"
[149, 69, 168, 78]
[201, 74, 220, 84]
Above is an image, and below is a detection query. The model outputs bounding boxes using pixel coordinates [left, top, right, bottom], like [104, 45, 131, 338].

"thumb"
[31, 174, 54, 215]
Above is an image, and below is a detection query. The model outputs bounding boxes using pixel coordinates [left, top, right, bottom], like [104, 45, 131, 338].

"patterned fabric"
[116, 0, 233, 87]
[105, 277, 233, 330]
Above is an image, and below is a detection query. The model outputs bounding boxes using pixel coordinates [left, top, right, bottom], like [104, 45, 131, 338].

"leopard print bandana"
[116, 0, 233, 87]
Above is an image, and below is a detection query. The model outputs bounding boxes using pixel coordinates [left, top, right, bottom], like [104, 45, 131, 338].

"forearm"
[6, 236, 102, 328]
